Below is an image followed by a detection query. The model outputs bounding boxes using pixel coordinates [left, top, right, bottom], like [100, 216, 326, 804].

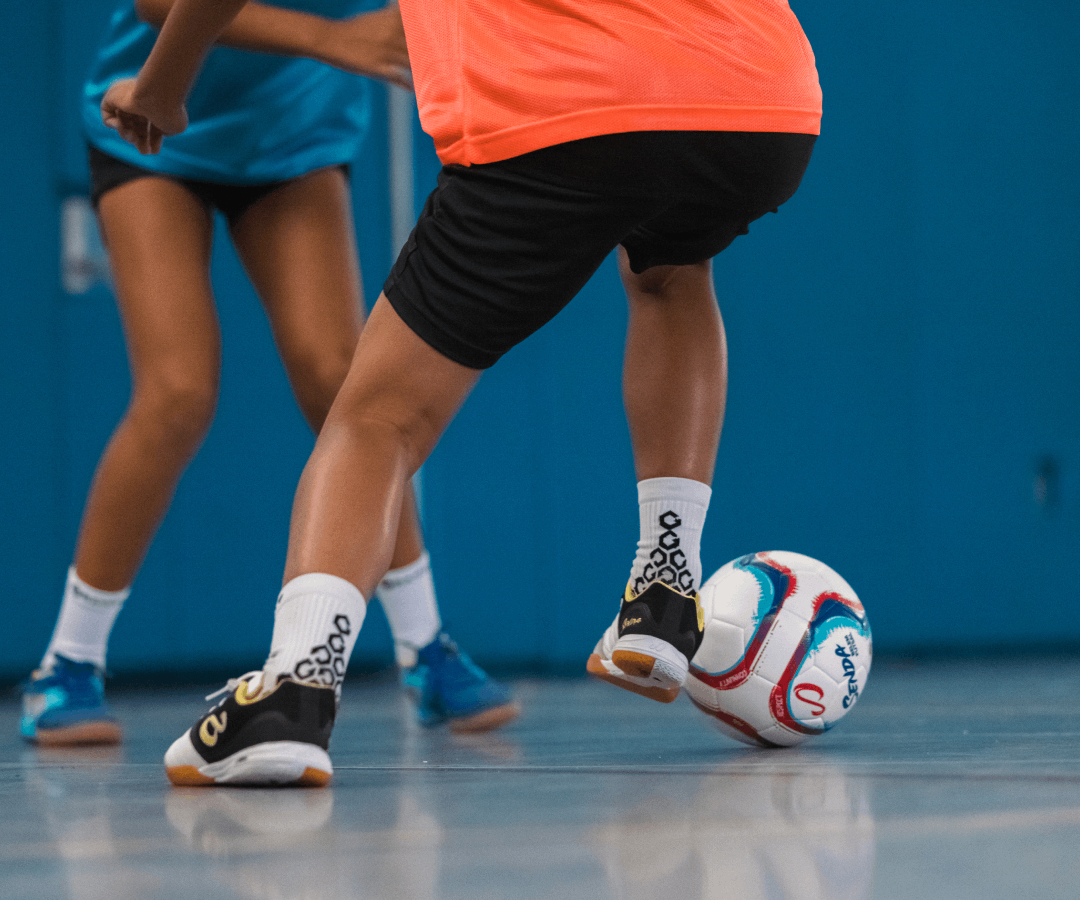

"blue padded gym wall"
[420, 0, 1080, 665]
[1, 0, 397, 679]
[1, 0, 1077, 681]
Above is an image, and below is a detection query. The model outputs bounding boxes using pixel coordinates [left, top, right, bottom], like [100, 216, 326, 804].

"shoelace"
[204, 670, 264, 704]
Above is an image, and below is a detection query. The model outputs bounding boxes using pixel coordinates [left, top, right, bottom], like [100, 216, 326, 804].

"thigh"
[229, 167, 365, 385]
[96, 176, 220, 389]
[384, 162, 645, 370]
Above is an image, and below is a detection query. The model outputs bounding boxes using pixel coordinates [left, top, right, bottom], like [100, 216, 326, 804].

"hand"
[100, 77, 189, 154]
[319, 4, 413, 90]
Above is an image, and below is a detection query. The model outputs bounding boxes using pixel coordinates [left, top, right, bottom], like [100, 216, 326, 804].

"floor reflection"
[166, 787, 444, 900]
[153, 766, 874, 900]
[18, 746, 163, 900]
[5, 661, 1079, 900]
[590, 768, 874, 900]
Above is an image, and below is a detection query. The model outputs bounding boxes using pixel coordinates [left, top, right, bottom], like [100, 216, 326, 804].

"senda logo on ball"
[835, 644, 861, 708]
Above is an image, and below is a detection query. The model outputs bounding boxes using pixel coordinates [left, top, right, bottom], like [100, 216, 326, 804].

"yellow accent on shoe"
[233, 675, 279, 706]
[624, 579, 704, 632]
[198, 712, 227, 748]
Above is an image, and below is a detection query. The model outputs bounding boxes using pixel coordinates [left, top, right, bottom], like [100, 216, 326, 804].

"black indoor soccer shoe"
[587, 580, 705, 702]
[164, 671, 336, 787]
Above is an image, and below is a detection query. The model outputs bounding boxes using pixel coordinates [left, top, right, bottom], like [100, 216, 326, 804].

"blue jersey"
[83, 0, 377, 184]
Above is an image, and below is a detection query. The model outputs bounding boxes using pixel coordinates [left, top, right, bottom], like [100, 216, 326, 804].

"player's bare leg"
[588, 251, 723, 701]
[620, 253, 725, 486]
[283, 294, 481, 597]
[232, 174, 515, 731]
[231, 168, 435, 579]
[22, 178, 219, 746]
[163, 297, 485, 785]
[77, 179, 221, 592]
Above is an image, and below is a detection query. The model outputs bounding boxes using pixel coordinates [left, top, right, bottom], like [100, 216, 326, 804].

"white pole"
[387, 85, 415, 256]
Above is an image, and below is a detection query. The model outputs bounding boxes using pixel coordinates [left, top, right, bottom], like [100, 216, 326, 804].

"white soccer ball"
[685, 551, 871, 747]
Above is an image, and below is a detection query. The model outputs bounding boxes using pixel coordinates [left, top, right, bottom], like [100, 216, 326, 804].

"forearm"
[110, 0, 410, 143]
[133, 0, 250, 109]
[135, 0, 334, 65]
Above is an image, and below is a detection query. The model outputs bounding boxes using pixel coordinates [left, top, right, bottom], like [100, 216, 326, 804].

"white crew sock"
[378, 552, 441, 668]
[264, 574, 366, 694]
[628, 477, 712, 597]
[41, 568, 130, 671]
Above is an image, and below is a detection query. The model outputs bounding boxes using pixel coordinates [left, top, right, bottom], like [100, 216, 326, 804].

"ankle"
[628, 477, 711, 596]
[264, 574, 366, 692]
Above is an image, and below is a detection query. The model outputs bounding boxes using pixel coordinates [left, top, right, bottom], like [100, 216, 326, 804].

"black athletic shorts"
[384, 130, 816, 370]
[88, 144, 349, 228]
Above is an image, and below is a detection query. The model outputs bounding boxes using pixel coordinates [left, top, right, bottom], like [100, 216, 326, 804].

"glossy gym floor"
[2, 657, 1078, 900]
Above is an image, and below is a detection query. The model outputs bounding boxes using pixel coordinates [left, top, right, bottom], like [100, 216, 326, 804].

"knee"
[284, 340, 355, 431]
[130, 367, 219, 453]
[619, 251, 712, 301]
[326, 373, 444, 476]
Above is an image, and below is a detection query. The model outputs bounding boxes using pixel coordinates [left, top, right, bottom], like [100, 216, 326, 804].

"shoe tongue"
[257, 666, 293, 691]
[419, 633, 455, 664]
[240, 671, 270, 699]
[54, 654, 98, 674]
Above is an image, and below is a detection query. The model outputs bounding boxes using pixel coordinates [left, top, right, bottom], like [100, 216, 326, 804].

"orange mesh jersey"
[399, 0, 822, 166]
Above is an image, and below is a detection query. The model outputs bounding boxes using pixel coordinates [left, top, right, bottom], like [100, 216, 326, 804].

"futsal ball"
[685, 551, 871, 748]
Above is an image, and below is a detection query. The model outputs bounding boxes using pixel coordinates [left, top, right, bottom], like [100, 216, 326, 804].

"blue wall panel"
[904, 3, 1080, 650]
[0, 5, 69, 679]
[1, 0, 1078, 681]
[419, 0, 1080, 664]
[2, 1, 397, 679]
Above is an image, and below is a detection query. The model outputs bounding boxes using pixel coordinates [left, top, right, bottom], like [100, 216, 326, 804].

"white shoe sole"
[587, 633, 688, 704]
[165, 735, 332, 787]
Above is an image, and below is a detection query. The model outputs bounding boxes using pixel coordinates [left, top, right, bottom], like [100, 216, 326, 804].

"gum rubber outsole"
[166, 764, 332, 788]
[449, 701, 522, 734]
[32, 720, 123, 747]
[611, 650, 657, 679]
[163, 736, 333, 787]
[586, 654, 681, 703]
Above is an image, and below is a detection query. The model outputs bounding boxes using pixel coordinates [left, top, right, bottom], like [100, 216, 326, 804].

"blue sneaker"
[20, 655, 122, 746]
[403, 634, 519, 733]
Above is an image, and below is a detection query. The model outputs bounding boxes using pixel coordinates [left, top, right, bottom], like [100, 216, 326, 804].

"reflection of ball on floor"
[589, 766, 875, 900]
[686, 551, 872, 747]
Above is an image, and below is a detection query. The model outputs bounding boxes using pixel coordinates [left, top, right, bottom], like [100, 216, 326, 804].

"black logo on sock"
[71, 583, 125, 608]
[634, 510, 694, 595]
[293, 615, 351, 688]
